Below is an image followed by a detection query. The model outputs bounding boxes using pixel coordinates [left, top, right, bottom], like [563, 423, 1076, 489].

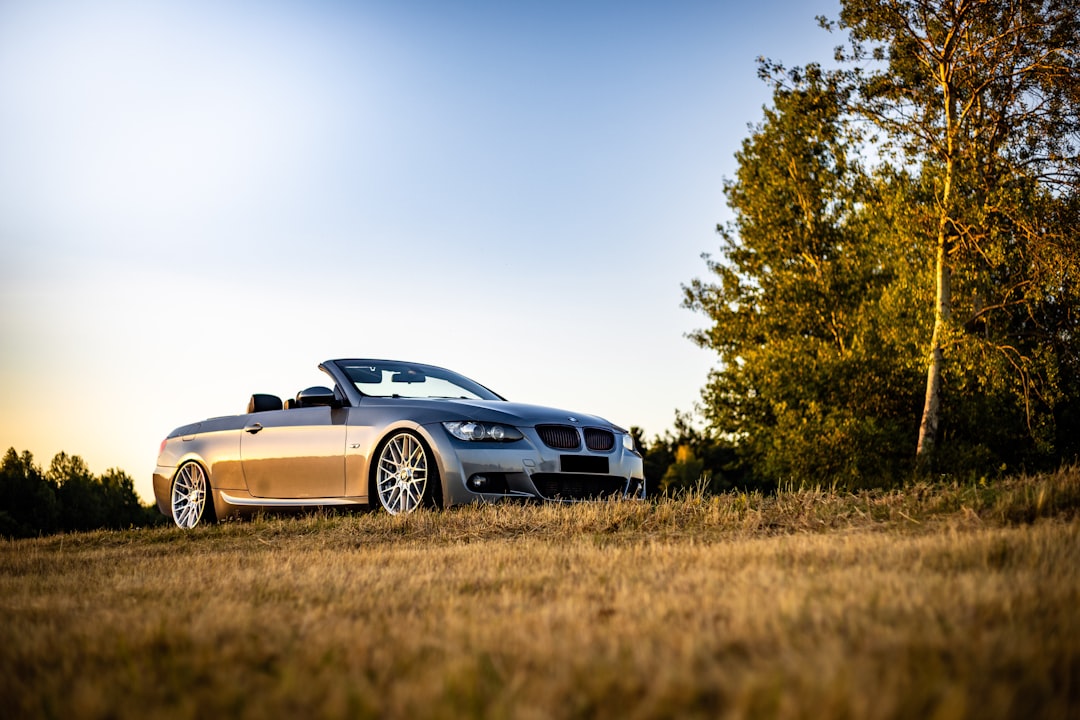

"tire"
[171, 462, 215, 529]
[372, 431, 442, 514]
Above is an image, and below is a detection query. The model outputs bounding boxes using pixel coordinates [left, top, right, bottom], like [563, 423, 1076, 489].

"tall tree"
[831, 0, 1080, 467]
[684, 66, 924, 486]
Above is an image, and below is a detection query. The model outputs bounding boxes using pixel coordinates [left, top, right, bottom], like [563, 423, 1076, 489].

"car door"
[240, 406, 347, 498]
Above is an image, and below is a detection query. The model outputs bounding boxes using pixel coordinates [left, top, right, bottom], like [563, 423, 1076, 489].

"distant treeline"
[0, 448, 163, 539]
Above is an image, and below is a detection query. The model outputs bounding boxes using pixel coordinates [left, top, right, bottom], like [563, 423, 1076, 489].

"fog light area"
[466, 473, 509, 493]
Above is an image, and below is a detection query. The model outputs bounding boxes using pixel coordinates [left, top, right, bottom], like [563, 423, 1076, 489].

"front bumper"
[421, 422, 645, 507]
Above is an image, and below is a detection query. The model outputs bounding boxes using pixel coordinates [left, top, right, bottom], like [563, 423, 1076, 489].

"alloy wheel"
[171, 463, 208, 529]
[376, 432, 429, 514]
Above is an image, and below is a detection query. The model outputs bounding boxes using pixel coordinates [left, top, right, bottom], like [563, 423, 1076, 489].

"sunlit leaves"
[687, 0, 1080, 484]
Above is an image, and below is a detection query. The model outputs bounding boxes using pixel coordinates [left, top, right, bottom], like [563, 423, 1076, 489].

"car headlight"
[621, 432, 635, 452]
[443, 421, 523, 442]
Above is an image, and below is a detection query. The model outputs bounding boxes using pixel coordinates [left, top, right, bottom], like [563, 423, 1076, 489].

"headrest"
[247, 394, 283, 413]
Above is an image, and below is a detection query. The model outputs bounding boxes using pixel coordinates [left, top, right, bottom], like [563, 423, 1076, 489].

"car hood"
[365, 397, 624, 431]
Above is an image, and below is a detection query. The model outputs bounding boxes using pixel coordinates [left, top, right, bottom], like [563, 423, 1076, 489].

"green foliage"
[634, 412, 744, 495]
[0, 448, 160, 538]
[686, 0, 1080, 485]
[659, 446, 704, 494]
[834, 0, 1080, 469]
[684, 67, 926, 487]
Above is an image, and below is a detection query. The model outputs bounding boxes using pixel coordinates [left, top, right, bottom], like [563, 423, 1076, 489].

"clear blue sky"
[0, 0, 841, 502]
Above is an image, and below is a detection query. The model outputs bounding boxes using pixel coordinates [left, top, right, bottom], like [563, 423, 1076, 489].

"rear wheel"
[372, 431, 441, 514]
[171, 462, 214, 529]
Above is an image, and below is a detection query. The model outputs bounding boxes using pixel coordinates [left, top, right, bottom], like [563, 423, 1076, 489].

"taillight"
[158, 438, 168, 456]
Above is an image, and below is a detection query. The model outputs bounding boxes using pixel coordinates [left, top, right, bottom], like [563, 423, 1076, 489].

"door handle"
[243, 423, 264, 434]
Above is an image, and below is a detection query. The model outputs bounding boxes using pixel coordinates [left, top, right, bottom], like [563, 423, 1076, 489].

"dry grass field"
[2, 469, 1079, 720]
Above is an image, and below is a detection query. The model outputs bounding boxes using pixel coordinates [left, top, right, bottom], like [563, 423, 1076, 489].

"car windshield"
[340, 361, 503, 401]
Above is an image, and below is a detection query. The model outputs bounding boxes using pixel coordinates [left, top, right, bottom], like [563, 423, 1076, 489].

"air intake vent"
[530, 474, 626, 500]
[536, 425, 580, 450]
[584, 428, 615, 452]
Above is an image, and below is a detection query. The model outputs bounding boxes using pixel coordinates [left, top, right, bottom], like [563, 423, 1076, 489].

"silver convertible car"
[154, 359, 645, 528]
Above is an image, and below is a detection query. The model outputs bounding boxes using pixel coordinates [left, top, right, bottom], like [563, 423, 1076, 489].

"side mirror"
[296, 386, 340, 408]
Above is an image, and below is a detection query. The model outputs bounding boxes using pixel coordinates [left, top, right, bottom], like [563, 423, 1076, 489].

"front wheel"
[372, 431, 441, 514]
[171, 462, 214, 529]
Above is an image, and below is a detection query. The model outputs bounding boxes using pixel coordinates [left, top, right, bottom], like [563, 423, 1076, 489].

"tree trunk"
[916, 232, 951, 467]
[917, 44, 960, 471]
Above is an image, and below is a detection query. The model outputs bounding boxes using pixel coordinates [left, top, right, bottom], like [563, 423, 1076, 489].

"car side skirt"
[218, 490, 369, 508]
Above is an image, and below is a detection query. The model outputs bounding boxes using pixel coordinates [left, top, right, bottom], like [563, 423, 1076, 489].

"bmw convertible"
[154, 359, 646, 528]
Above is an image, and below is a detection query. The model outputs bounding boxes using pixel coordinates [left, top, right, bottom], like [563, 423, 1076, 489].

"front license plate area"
[560, 455, 609, 474]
